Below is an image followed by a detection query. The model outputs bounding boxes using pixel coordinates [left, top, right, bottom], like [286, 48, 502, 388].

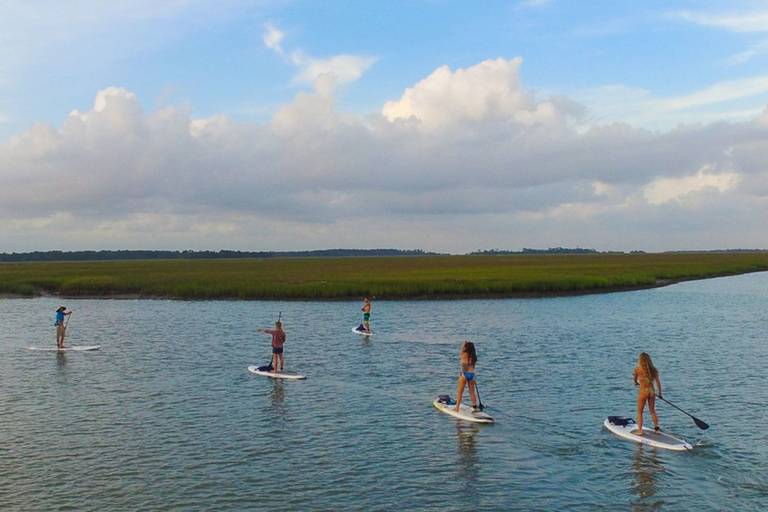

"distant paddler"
[361, 297, 372, 333]
[54, 306, 73, 349]
[258, 320, 286, 372]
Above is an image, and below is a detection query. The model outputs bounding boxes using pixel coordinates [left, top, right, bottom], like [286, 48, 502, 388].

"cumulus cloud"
[2, 58, 768, 252]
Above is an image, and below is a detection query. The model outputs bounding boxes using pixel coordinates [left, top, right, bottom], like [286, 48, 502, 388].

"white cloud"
[643, 166, 740, 205]
[381, 57, 584, 132]
[263, 23, 285, 54]
[3, 58, 768, 252]
[291, 54, 378, 86]
[651, 76, 768, 111]
[263, 23, 377, 86]
[574, 76, 768, 130]
[677, 10, 768, 33]
[728, 40, 768, 64]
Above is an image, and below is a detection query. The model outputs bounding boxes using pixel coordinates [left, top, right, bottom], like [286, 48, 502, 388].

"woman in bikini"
[633, 352, 663, 435]
[454, 341, 479, 412]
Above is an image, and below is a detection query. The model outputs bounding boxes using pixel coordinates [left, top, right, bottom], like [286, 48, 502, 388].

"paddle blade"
[693, 417, 710, 430]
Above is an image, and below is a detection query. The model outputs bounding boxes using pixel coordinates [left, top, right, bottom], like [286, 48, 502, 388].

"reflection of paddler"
[631, 445, 662, 506]
[455, 423, 480, 494]
[633, 352, 663, 436]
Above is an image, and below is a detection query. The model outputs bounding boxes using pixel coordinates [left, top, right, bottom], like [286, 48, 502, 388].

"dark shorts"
[272, 347, 283, 355]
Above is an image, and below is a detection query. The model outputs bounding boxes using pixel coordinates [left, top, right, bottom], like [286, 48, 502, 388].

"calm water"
[1, 273, 767, 511]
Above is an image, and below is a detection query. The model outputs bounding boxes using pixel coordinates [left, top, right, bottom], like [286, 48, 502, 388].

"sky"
[2, 0, 768, 254]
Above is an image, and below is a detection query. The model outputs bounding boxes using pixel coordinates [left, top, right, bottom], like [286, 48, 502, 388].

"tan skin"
[362, 298, 371, 333]
[633, 355, 662, 436]
[258, 322, 285, 372]
[453, 341, 478, 411]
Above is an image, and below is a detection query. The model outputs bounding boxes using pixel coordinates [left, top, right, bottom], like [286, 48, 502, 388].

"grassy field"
[1, 252, 767, 300]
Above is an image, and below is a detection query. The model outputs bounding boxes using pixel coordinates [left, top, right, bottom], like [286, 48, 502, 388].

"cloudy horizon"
[2, 1, 768, 254]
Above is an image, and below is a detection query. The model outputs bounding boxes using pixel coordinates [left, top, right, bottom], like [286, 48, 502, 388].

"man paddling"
[54, 306, 73, 349]
[258, 321, 286, 372]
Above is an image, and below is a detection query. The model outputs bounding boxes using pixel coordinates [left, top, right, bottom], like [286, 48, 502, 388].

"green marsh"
[1, 252, 767, 300]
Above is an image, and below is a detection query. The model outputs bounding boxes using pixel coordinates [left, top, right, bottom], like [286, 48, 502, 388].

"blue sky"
[2, 0, 768, 253]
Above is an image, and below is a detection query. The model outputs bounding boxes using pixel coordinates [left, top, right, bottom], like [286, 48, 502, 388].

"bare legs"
[56, 325, 66, 348]
[635, 392, 659, 435]
[453, 374, 478, 411]
[272, 353, 284, 372]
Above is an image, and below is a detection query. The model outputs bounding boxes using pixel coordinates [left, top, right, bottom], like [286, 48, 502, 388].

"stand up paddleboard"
[247, 365, 306, 380]
[352, 325, 375, 336]
[604, 416, 692, 451]
[433, 395, 494, 424]
[26, 346, 101, 352]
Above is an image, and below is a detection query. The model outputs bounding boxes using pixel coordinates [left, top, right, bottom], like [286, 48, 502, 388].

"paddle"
[658, 395, 709, 430]
[474, 380, 485, 411]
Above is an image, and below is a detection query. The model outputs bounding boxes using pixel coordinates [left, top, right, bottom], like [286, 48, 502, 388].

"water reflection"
[270, 379, 285, 409]
[630, 445, 665, 510]
[55, 351, 68, 369]
[455, 422, 480, 499]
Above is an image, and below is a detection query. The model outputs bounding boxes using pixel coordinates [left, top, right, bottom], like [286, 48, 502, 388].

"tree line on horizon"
[0, 249, 440, 262]
[0, 247, 764, 263]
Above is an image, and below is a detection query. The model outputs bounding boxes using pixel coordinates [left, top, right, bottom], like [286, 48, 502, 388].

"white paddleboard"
[604, 416, 692, 451]
[247, 365, 306, 380]
[433, 395, 494, 424]
[26, 346, 101, 352]
[352, 326, 375, 336]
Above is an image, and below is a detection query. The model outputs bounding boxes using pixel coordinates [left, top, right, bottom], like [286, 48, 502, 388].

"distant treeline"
[471, 247, 606, 255]
[471, 248, 767, 255]
[0, 249, 440, 262]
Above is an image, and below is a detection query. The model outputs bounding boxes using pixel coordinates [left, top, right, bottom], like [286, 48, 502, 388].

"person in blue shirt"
[55, 306, 73, 348]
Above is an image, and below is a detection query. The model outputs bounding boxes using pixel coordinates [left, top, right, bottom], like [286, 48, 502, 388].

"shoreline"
[1, 270, 761, 301]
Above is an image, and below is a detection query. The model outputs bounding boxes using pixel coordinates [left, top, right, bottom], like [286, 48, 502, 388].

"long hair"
[463, 341, 477, 366]
[639, 352, 658, 380]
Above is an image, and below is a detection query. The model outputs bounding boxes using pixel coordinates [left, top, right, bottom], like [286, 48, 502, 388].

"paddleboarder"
[454, 341, 479, 412]
[633, 352, 663, 436]
[362, 297, 372, 333]
[54, 306, 73, 349]
[258, 321, 286, 372]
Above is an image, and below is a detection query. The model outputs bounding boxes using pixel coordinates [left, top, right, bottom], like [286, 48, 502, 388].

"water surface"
[1, 273, 767, 510]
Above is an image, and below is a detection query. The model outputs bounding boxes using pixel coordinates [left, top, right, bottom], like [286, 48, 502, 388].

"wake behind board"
[604, 416, 692, 451]
[433, 395, 494, 424]
[26, 346, 101, 352]
[352, 325, 375, 336]
[247, 365, 306, 380]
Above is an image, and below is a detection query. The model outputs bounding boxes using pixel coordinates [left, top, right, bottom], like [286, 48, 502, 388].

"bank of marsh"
[1, 252, 767, 300]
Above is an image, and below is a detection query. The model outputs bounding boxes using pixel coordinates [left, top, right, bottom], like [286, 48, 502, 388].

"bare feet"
[634, 431, 643, 436]
[453, 407, 460, 411]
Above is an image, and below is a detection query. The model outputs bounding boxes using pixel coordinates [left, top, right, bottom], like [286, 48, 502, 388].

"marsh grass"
[1, 252, 767, 300]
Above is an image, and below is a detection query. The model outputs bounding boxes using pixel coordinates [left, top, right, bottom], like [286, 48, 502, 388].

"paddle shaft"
[658, 395, 709, 430]
[474, 379, 484, 410]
